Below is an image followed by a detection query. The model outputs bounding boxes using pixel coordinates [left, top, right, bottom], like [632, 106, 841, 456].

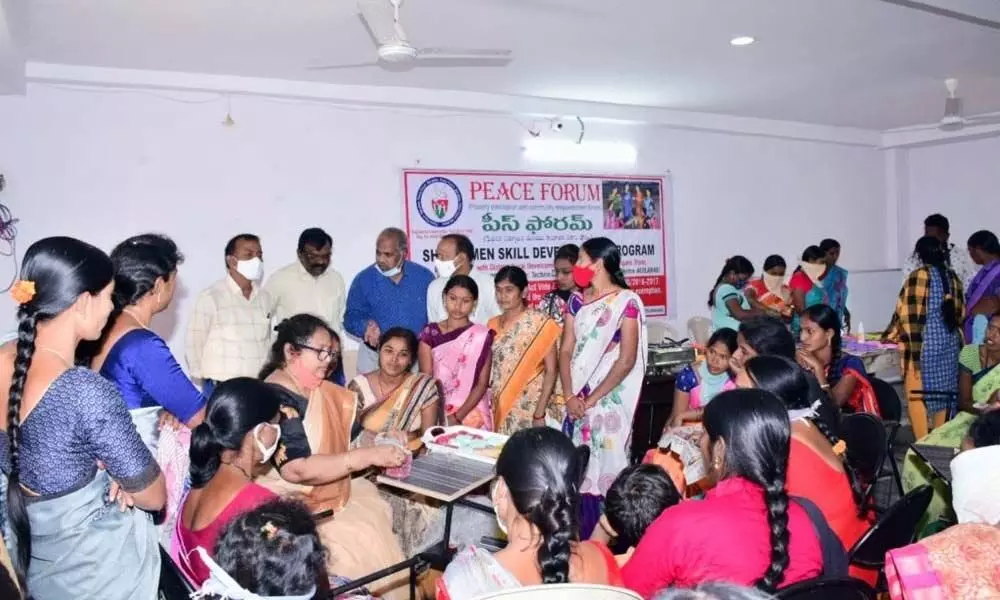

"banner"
[403, 169, 670, 316]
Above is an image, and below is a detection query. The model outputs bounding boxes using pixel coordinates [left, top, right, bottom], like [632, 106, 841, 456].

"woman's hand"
[446, 413, 461, 427]
[668, 414, 684, 429]
[532, 415, 547, 427]
[107, 480, 136, 512]
[366, 445, 408, 469]
[566, 395, 586, 420]
[157, 411, 183, 432]
[795, 350, 824, 378]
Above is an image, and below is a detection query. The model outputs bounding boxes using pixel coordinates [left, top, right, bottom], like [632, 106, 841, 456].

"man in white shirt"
[426, 234, 501, 325]
[902, 213, 977, 288]
[186, 233, 272, 392]
[264, 228, 347, 333]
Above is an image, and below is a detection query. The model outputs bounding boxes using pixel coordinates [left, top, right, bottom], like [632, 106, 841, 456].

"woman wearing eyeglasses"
[257, 314, 409, 600]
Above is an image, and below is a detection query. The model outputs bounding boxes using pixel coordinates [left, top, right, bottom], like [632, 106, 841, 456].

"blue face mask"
[733, 278, 748, 289]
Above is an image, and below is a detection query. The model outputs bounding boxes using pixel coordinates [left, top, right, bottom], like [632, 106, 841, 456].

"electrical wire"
[0, 202, 18, 293]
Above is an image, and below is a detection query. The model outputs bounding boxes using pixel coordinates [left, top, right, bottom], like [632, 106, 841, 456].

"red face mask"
[573, 265, 596, 289]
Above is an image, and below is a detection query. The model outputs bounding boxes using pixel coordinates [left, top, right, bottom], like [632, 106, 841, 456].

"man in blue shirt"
[345, 227, 435, 374]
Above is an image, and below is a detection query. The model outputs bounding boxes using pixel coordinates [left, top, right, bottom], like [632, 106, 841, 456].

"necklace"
[122, 308, 150, 330]
[372, 372, 403, 401]
[37, 346, 73, 368]
[224, 461, 252, 480]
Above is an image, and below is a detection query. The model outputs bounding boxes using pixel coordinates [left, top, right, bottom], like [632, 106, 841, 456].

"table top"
[376, 451, 497, 503]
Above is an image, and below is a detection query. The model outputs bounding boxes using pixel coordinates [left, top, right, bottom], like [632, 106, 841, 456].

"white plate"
[421, 425, 509, 465]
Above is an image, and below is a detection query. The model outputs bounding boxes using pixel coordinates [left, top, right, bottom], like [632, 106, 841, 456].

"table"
[843, 338, 902, 382]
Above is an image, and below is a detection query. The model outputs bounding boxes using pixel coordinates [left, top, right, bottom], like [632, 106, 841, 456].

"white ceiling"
[12, 0, 1000, 130]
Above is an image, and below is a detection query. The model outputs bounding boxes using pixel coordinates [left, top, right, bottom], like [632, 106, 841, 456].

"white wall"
[0, 82, 889, 357]
[903, 136, 1000, 252]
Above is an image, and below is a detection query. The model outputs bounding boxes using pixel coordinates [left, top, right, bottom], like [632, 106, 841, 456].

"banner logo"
[416, 177, 463, 227]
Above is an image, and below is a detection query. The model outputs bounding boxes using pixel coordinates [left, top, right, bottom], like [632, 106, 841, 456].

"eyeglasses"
[298, 344, 340, 363]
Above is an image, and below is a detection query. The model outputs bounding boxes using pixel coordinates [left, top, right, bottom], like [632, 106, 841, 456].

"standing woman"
[885, 236, 965, 439]
[964, 230, 1000, 345]
[1, 237, 166, 599]
[744, 255, 792, 319]
[560, 237, 647, 538]
[820, 239, 850, 331]
[418, 275, 495, 430]
[708, 256, 757, 333]
[536, 244, 579, 325]
[788, 246, 830, 335]
[488, 266, 562, 434]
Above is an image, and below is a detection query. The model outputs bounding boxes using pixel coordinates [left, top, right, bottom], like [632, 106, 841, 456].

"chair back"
[158, 545, 194, 600]
[870, 378, 902, 424]
[686, 316, 712, 346]
[848, 484, 934, 569]
[471, 584, 642, 600]
[840, 413, 887, 484]
[775, 577, 876, 600]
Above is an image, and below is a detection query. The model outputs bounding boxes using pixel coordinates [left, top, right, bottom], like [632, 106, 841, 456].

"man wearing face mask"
[264, 228, 346, 333]
[186, 233, 273, 392]
[426, 234, 501, 325]
[345, 227, 435, 375]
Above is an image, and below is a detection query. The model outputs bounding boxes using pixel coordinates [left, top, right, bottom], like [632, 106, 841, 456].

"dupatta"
[488, 310, 561, 428]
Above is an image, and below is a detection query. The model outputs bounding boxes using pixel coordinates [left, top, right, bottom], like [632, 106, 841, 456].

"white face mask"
[236, 257, 264, 282]
[434, 258, 457, 279]
[378, 258, 402, 278]
[253, 423, 281, 464]
[491, 481, 509, 536]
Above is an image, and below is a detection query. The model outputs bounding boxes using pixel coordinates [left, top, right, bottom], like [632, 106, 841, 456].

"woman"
[175, 378, 281, 586]
[438, 427, 621, 599]
[885, 236, 965, 439]
[622, 390, 823, 597]
[418, 275, 495, 430]
[960, 311, 1000, 411]
[1, 237, 166, 599]
[744, 255, 792, 319]
[668, 328, 738, 427]
[738, 355, 874, 585]
[950, 410, 1000, 525]
[885, 523, 1000, 599]
[708, 256, 757, 332]
[536, 244, 579, 325]
[560, 237, 647, 538]
[965, 230, 1000, 344]
[788, 246, 829, 335]
[349, 327, 440, 451]
[257, 314, 409, 600]
[796, 304, 878, 415]
[196, 498, 332, 600]
[489, 266, 562, 434]
[820, 239, 850, 331]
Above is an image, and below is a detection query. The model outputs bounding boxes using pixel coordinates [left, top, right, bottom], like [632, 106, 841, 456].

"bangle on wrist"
[346, 450, 354, 473]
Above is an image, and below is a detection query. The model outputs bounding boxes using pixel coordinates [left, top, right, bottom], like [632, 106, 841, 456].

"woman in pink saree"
[419, 275, 495, 430]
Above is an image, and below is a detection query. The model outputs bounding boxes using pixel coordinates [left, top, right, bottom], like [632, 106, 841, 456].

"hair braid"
[755, 468, 790, 593]
[532, 487, 575, 584]
[7, 310, 39, 584]
[808, 415, 865, 515]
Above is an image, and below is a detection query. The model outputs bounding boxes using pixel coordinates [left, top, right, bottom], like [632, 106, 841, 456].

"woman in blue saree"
[2, 237, 166, 600]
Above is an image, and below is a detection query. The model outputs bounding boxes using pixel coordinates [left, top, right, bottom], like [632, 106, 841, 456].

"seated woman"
[796, 304, 878, 415]
[1, 237, 166, 599]
[488, 266, 562, 434]
[950, 410, 1000, 525]
[744, 255, 792, 320]
[737, 355, 874, 585]
[419, 275, 495, 430]
[194, 498, 337, 600]
[349, 327, 440, 451]
[788, 246, 829, 336]
[622, 389, 822, 598]
[438, 427, 621, 599]
[257, 314, 409, 600]
[708, 256, 758, 333]
[175, 378, 282, 586]
[668, 328, 738, 428]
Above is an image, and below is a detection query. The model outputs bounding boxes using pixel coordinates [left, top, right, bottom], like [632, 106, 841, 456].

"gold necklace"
[37, 346, 73, 368]
[122, 308, 150, 330]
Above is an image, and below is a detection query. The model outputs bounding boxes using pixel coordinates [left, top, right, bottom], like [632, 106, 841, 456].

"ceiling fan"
[901, 78, 1000, 132]
[309, 0, 514, 71]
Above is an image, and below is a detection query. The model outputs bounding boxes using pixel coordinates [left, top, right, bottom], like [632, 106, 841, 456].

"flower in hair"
[261, 521, 278, 540]
[832, 439, 847, 457]
[10, 280, 36, 305]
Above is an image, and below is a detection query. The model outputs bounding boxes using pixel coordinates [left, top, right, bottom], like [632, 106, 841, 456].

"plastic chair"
[840, 413, 888, 508]
[848, 484, 934, 587]
[871, 377, 905, 497]
[686, 316, 712, 346]
[471, 584, 642, 600]
[158, 545, 194, 600]
[775, 577, 876, 600]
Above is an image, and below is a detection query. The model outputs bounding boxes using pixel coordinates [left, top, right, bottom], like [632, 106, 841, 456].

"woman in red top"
[738, 355, 875, 585]
[622, 389, 823, 598]
[788, 246, 830, 336]
[175, 378, 283, 586]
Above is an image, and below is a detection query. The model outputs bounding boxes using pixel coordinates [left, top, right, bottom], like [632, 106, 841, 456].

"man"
[186, 233, 272, 392]
[426, 234, 501, 325]
[344, 227, 435, 374]
[903, 214, 977, 288]
[264, 228, 346, 333]
[820, 238, 850, 332]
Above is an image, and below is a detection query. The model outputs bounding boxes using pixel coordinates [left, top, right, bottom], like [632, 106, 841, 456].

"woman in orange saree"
[488, 266, 563, 434]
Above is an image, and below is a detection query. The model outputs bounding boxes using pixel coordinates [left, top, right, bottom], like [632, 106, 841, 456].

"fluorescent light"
[730, 35, 756, 46]
[522, 139, 637, 165]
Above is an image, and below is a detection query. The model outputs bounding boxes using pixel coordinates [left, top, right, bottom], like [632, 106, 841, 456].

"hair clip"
[261, 521, 278, 540]
[832, 439, 847, 457]
[10, 280, 36, 305]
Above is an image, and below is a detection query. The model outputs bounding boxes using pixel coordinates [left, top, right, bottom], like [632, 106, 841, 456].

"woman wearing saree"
[965, 230, 1000, 345]
[418, 275, 495, 430]
[536, 244, 579, 325]
[744, 255, 792, 319]
[789, 246, 830, 336]
[797, 304, 879, 415]
[489, 266, 562, 434]
[257, 314, 409, 600]
[560, 237, 647, 539]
